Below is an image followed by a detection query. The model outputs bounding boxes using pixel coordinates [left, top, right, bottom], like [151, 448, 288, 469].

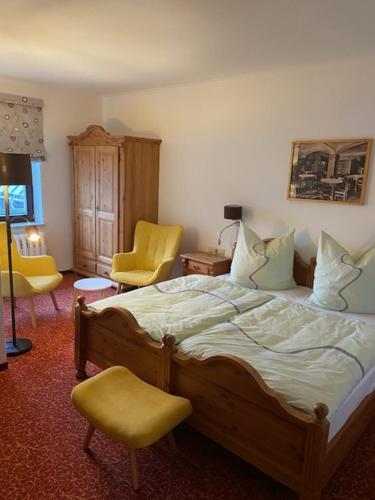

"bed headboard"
[293, 253, 315, 289]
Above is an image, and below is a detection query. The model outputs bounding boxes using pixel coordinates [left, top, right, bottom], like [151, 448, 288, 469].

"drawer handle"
[192, 264, 200, 270]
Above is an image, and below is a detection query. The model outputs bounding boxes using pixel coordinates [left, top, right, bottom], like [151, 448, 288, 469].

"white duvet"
[89, 275, 272, 343]
[178, 297, 375, 418]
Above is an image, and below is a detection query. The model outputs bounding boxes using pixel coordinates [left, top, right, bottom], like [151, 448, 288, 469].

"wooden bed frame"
[74, 253, 375, 500]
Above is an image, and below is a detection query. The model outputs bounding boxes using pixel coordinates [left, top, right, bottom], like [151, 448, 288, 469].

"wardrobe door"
[95, 146, 119, 276]
[74, 145, 96, 273]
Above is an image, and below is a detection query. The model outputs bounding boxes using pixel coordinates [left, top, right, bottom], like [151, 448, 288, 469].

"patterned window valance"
[0, 93, 46, 161]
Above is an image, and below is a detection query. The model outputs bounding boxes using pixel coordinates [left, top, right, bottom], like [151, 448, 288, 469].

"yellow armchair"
[0, 223, 63, 328]
[111, 220, 183, 292]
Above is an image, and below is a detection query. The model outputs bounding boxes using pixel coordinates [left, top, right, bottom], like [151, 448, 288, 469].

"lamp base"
[6, 338, 32, 357]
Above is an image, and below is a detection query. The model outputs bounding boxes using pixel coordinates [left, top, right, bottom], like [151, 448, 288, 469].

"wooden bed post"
[299, 403, 329, 500]
[75, 296, 89, 380]
[157, 334, 176, 392]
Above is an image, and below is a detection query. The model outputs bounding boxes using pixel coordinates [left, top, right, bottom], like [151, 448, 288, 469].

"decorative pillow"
[307, 231, 375, 314]
[230, 223, 296, 290]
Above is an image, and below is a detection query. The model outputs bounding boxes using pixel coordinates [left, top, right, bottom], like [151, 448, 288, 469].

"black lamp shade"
[0, 153, 32, 186]
[224, 205, 242, 220]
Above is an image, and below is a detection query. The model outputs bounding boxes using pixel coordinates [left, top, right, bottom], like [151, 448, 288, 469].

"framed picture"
[287, 138, 372, 204]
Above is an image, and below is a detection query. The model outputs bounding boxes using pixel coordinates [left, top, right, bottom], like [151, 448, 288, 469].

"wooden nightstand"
[180, 252, 231, 277]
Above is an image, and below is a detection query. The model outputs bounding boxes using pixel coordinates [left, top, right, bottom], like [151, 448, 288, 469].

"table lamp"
[218, 205, 242, 247]
[0, 152, 35, 356]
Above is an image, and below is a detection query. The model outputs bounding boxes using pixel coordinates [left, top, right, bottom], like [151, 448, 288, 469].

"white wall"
[0, 76, 101, 270]
[103, 57, 375, 262]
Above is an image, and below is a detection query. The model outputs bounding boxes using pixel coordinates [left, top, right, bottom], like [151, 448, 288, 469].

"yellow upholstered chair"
[0, 223, 63, 328]
[111, 220, 183, 292]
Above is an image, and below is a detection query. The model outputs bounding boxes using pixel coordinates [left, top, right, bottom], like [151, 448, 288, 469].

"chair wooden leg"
[167, 431, 177, 453]
[50, 291, 59, 310]
[116, 283, 128, 294]
[83, 423, 95, 450]
[128, 448, 139, 490]
[28, 297, 37, 329]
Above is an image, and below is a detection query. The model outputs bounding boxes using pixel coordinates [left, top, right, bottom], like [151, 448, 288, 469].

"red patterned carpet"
[1, 274, 375, 500]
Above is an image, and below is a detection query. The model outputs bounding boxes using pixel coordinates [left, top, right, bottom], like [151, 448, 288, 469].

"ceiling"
[2, 0, 375, 93]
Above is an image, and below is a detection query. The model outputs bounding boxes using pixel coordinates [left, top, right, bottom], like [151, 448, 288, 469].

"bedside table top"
[180, 251, 231, 265]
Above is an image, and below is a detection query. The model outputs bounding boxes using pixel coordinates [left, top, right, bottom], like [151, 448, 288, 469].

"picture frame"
[287, 138, 372, 205]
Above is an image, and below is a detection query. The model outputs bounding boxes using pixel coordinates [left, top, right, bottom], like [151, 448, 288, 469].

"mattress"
[217, 274, 375, 440]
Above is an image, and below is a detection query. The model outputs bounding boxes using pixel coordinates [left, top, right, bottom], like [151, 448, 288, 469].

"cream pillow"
[230, 223, 296, 290]
[307, 232, 375, 314]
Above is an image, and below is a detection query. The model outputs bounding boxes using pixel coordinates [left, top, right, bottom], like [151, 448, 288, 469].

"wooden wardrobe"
[68, 125, 161, 278]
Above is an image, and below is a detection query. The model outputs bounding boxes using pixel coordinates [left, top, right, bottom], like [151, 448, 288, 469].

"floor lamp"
[0, 153, 33, 356]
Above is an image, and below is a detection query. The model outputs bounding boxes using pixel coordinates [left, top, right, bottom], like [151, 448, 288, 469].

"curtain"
[0, 93, 46, 161]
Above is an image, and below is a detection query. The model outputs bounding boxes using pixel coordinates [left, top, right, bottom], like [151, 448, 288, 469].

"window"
[0, 185, 34, 221]
[0, 162, 43, 223]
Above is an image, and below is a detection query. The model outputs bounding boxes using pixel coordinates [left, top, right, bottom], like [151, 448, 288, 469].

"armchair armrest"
[17, 255, 59, 277]
[1, 271, 34, 297]
[112, 252, 137, 273]
[151, 258, 175, 284]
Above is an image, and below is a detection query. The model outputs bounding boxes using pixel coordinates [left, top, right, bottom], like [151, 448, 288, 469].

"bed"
[74, 253, 375, 500]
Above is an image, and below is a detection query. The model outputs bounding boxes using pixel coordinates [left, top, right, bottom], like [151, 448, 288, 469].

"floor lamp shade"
[0, 152, 33, 357]
[0, 153, 32, 186]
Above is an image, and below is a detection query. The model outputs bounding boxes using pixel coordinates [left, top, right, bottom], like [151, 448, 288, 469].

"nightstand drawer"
[186, 260, 209, 275]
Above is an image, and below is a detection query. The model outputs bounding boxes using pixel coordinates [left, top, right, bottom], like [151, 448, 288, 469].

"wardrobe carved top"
[68, 124, 161, 146]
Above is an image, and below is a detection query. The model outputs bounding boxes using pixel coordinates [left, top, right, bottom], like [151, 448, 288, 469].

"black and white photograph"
[288, 139, 372, 204]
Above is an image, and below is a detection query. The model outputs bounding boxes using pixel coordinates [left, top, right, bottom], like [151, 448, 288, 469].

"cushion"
[26, 274, 63, 293]
[307, 231, 375, 314]
[230, 223, 296, 290]
[71, 366, 192, 449]
[110, 270, 155, 286]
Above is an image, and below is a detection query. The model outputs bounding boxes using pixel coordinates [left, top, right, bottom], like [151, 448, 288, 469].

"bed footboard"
[170, 344, 329, 500]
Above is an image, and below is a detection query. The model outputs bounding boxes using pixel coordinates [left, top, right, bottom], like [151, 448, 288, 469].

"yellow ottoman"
[71, 366, 192, 489]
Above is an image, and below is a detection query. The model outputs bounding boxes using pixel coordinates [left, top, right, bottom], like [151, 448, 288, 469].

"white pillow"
[307, 231, 375, 314]
[230, 223, 296, 290]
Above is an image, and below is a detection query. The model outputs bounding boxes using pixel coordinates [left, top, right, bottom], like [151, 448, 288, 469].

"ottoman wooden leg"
[129, 448, 139, 490]
[83, 423, 95, 450]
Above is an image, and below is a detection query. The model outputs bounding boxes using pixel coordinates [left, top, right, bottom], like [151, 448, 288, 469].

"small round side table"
[72, 277, 113, 318]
